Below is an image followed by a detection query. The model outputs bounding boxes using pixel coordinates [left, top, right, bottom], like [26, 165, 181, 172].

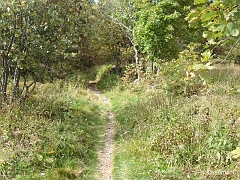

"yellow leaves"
[227, 88, 240, 95]
[201, 49, 212, 62]
[186, 10, 200, 25]
[40, 21, 48, 27]
[231, 147, 240, 159]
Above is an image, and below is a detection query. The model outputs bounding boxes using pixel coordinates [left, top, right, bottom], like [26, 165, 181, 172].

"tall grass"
[0, 76, 109, 179]
[109, 65, 240, 179]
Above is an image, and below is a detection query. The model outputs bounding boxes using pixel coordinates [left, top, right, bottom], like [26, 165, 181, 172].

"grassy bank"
[0, 77, 109, 179]
[108, 65, 240, 179]
[0, 64, 239, 179]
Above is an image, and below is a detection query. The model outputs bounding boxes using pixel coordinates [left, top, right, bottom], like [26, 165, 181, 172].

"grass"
[0, 76, 109, 179]
[0, 64, 240, 179]
[107, 64, 240, 179]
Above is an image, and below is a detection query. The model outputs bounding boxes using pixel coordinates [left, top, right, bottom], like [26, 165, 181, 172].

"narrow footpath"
[89, 83, 115, 180]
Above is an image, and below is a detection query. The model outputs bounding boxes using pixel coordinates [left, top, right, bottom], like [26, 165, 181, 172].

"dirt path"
[89, 84, 115, 180]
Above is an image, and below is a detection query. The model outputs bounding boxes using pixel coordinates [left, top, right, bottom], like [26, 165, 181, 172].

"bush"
[160, 43, 211, 96]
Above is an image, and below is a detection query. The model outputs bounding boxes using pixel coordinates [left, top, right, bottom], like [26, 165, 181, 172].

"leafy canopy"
[187, 0, 240, 45]
[134, 0, 194, 61]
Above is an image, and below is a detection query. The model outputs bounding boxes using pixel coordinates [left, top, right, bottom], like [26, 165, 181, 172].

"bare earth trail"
[89, 84, 115, 180]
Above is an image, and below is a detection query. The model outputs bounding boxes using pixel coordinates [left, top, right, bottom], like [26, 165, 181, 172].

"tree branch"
[218, 37, 240, 65]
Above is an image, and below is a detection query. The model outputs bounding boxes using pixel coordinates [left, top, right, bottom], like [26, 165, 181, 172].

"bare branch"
[218, 37, 240, 65]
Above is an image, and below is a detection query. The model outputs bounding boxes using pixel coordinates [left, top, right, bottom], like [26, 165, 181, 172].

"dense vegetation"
[108, 66, 240, 179]
[0, 0, 239, 179]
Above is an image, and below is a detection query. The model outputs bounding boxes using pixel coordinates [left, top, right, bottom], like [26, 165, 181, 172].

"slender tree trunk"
[1, 23, 15, 102]
[152, 61, 155, 74]
[133, 44, 140, 80]
[2, 55, 9, 101]
[13, 65, 21, 99]
[127, 35, 140, 81]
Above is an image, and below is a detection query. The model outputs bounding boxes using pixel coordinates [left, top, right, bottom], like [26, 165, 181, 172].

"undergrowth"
[0, 76, 108, 179]
[1, 63, 240, 180]
[108, 65, 240, 179]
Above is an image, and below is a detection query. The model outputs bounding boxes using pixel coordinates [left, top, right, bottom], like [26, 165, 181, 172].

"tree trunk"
[133, 44, 140, 80]
[1, 30, 15, 102]
[2, 55, 9, 101]
[13, 65, 21, 99]
[127, 35, 140, 81]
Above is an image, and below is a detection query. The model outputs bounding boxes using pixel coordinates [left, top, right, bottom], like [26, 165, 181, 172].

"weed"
[0, 77, 108, 179]
[109, 65, 240, 179]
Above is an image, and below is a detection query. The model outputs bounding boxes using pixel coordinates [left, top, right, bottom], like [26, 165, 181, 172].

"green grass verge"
[0, 78, 109, 179]
[107, 65, 240, 180]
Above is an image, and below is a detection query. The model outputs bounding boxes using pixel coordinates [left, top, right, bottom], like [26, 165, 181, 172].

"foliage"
[121, 63, 139, 82]
[134, 0, 195, 61]
[160, 43, 213, 96]
[0, 0, 95, 103]
[95, 64, 114, 82]
[98, 0, 142, 79]
[1, 0, 240, 179]
[187, 0, 239, 45]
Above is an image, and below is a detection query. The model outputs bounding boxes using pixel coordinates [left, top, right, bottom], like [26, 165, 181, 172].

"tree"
[98, 0, 141, 80]
[134, 0, 195, 62]
[0, 0, 93, 104]
[187, 0, 240, 59]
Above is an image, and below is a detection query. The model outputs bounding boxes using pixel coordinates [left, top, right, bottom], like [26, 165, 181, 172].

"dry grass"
[0, 77, 109, 180]
[110, 64, 240, 179]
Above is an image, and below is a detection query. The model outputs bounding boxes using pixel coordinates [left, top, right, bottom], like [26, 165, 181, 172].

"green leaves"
[234, 0, 240, 4]
[202, 10, 216, 22]
[212, 23, 226, 32]
[195, 0, 208, 4]
[134, 0, 192, 60]
[201, 49, 212, 62]
[188, 0, 240, 45]
[226, 22, 239, 37]
[193, 62, 214, 71]
[0, 0, 95, 101]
